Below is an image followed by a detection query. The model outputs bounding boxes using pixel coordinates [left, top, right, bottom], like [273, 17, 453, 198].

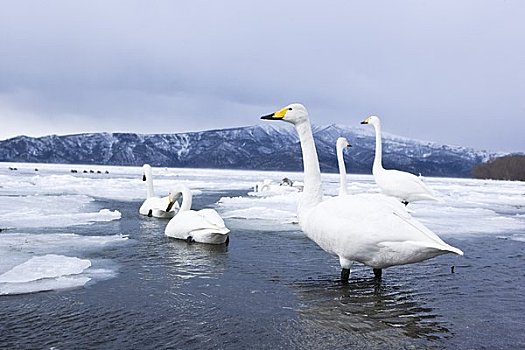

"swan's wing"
[303, 196, 462, 267]
[375, 240, 462, 266]
[377, 169, 436, 201]
[306, 195, 446, 249]
[389, 169, 433, 194]
[141, 196, 179, 217]
[352, 194, 446, 245]
[197, 209, 228, 229]
[165, 211, 201, 239]
[352, 193, 411, 219]
[140, 197, 161, 214]
[165, 210, 229, 239]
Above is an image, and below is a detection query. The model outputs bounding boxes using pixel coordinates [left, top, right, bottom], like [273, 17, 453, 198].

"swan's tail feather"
[375, 241, 463, 267]
[415, 193, 438, 202]
[443, 244, 463, 256]
[414, 241, 464, 257]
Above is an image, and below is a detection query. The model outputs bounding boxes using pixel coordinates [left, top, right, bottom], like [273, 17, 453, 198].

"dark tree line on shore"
[472, 155, 525, 181]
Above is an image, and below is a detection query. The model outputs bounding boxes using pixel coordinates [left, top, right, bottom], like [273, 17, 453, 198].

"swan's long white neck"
[144, 168, 155, 198]
[294, 120, 323, 221]
[172, 185, 193, 211]
[336, 143, 347, 196]
[372, 121, 384, 174]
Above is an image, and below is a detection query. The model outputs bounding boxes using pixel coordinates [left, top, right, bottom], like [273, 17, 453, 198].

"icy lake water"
[1, 162, 524, 349]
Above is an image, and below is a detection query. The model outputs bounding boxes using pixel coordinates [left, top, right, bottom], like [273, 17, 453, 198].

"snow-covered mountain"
[0, 124, 495, 177]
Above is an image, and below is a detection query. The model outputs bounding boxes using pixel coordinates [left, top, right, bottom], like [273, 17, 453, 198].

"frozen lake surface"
[0, 162, 524, 349]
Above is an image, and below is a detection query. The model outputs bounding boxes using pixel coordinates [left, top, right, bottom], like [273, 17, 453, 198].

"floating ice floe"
[218, 194, 299, 231]
[0, 193, 121, 230]
[0, 254, 91, 283]
[0, 233, 128, 296]
[0, 254, 92, 295]
[414, 205, 525, 236]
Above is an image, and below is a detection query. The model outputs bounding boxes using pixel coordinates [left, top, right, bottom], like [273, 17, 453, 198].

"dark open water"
[1, 189, 524, 349]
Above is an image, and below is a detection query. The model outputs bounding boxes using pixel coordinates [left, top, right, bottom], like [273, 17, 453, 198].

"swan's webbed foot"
[147, 209, 153, 217]
[401, 200, 409, 206]
[341, 268, 350, 284]
[186, 236, 194, 243]
[373, 268, 382, 279]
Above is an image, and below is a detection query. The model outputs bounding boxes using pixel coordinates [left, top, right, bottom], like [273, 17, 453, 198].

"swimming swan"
[139, 164, 178, 218]
[261, 103, 462, 282]
[336, 137, 352, 196]
[361, 116, 437, 205]
[164, 184, 230, 244]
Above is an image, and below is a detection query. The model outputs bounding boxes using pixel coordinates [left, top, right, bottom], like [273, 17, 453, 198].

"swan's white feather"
[375, 168, 436, 203]
[165, 210, 229, 243]
[301, 194, 462, 269]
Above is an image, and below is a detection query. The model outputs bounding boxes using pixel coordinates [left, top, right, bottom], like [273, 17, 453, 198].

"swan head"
[260, 103, 309, 125]
[142, 164, 152, 181]
[165, 190, 182, 212]
[336, 137, 352, 149]
[360, 115, 380, 126]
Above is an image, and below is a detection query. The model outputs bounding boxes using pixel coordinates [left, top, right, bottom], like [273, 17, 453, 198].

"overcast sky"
[0, 1, 524, 152]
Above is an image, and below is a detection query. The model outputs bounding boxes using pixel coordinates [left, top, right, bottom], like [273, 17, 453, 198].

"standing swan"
[165, 184, 230, 244]
[261, 103, 462, 283]
[139, 164, 178, 218]
[336, 137, 352, 196]
[361, 116, 436, 205]
[336, 136, 418, 278]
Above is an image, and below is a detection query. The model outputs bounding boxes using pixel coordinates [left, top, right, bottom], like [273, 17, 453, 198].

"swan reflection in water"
[292, 276, 450, 343]
[163, 238, 229, 282]
[137, 219, 228, 285]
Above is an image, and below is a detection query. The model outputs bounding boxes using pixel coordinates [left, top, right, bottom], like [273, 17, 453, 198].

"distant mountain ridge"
[0, 124, 496, 177]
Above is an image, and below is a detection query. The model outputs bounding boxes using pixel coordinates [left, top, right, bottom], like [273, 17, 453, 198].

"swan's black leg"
[186, 236, 194, 243]
[224, 236, 230, 246]
[148, 209, 153, 217]
[341, 268, 350, 284]
[373, 268, 382, 279]
[402, 200, 409, 206]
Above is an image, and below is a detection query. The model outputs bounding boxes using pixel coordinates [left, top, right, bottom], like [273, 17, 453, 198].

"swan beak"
[166, 200, 175, 212]
[347, 144, 352, 148]
[260, 113, 276, 120]
[142, 174, 146, 181]
[261, 107, 287, 120]
[360, 120, 368, 125]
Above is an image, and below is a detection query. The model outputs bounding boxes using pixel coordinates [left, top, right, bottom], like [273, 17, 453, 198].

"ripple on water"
[291, 276, 450, 345]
